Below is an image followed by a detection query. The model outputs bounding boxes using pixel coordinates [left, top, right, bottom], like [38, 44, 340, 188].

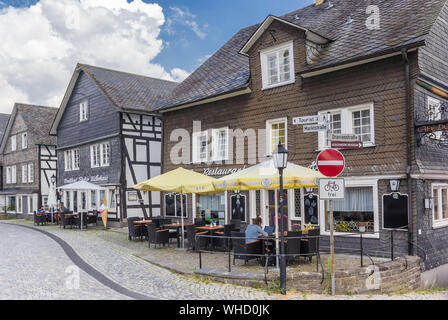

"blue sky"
[153, 0, 315, 72]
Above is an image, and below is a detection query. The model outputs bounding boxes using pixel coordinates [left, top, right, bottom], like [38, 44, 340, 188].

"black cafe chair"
[231, 231, 262, 265]
[147, 223, 169, 248]
[127, 217, 143, 241]
[285, 231, 302, 264]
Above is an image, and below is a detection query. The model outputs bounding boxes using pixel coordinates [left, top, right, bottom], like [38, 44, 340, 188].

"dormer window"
[260, 41, 295, 90]
[80, 99, 88, 122]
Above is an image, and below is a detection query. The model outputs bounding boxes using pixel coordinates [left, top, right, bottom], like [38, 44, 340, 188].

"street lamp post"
[272, 142, 288, 295]
[51, 174, 56, 223]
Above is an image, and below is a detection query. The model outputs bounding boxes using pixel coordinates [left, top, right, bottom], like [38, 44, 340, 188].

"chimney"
[315, 0, 324, 5]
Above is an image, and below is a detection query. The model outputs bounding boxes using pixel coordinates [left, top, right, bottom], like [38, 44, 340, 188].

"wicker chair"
[87, 210, 98, 226]
[147, 223, 169, 248]
[60, 212, 74, 229]
[73, 212, 88, 229]
[300, 228, 320, 267]
[285, 231, 302, 264]
[231, 231, 262, 265]
[33, 211, 47, 226]
[127, 217, 143, 240]
[186, 224, 208, 251]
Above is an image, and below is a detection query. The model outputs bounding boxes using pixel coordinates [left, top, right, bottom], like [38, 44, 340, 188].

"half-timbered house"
[0, 103, 57, 217]
[50, 64, 176, 224]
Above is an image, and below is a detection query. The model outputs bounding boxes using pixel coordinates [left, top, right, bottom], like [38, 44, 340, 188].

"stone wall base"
[199, 256, 421, 295]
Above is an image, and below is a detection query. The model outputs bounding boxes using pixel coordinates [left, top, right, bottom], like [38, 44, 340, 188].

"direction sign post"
[316, 149, 346, 297]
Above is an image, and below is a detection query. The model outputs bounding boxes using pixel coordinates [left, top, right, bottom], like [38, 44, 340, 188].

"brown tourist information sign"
[331, 141, 364, 149]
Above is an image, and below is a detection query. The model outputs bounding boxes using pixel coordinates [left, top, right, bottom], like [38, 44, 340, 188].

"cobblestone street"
[1, 220, 447, 300]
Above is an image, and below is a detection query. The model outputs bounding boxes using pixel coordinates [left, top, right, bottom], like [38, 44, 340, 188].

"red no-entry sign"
[316, 149, 345, 177]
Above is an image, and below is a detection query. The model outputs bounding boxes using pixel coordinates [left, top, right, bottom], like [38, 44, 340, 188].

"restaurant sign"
[63, 175, 109, 184]
[203, 166, 246, 177]
[416, 123, 448, 134]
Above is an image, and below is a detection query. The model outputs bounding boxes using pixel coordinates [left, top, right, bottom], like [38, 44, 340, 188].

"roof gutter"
[159, 87, 252, 113]
[402, 47, 415, 256]
[299, 41, 425, 78]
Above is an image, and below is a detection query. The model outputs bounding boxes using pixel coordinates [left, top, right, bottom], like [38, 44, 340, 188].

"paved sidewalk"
[0, 223, 128, 300]
[4, 221, 269, 300]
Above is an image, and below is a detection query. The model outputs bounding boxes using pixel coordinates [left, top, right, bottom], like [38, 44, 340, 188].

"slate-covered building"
[156, 0, 448, 276]
[0, 112, 11, 210]
[50, 64, 177, 224]
[0, 103, 57, 217]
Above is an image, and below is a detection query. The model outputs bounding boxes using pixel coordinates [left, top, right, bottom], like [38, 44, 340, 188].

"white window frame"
[318, 102, 375, 150]
[260, 41, 295, 90]
[28, 163, 34, 183]
[22, 132, 28, 149]
[6, 166, 12, 184]
[11, 135, 16, 152]
[164, 194, 188, 217]
[101, 143, 110, 167]
[432, 183, 448, 228]
[80, 99, 88, 122]
[266, 117, 288, 156]
[91, 143, 110, 168]
[11, 166, 16, 184]
[65, 149, 80, 171]
[212, 127, 229, 162]
[427, 96, 442, 122]
[192, 131, 208, 164]
[319, 178, 380, 239]
[22, 165, 28, 183]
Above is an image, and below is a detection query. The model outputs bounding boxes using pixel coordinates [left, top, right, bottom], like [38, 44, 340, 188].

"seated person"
[245, 217, 268, 244]
[37, 206, 45, 214]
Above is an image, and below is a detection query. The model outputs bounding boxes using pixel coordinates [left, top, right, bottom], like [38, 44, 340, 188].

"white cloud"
[170, 68, 190, 82]
[0, 0, 189, 113]
[165, 6, 208, 40]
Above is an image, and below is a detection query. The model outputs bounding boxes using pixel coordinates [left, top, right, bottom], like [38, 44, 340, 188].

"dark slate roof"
[154, 25, 259, 110]
[158, 0, 447, 110]
[79, 64, 179, 112]
[288, 0, 447, 74]
[16, 104, 58, 145]
[0, 113, 10, 143]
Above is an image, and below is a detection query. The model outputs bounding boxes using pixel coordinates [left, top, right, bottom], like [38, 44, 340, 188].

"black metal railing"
[194, 228, 427, 284]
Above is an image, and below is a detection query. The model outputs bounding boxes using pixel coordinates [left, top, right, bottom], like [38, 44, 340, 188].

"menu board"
[383, 193, 409, 230]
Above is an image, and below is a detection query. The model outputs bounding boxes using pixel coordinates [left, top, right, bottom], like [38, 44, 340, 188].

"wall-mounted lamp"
[424, 198, 433, 209]
[389, 180, 401, 192]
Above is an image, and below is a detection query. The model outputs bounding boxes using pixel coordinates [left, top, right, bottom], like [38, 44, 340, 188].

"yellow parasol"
[213, 159, 324, 192]
[133, 167, 220, 249]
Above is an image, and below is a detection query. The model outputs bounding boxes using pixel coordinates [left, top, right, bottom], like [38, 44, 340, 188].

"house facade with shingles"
[50, 64, 177, 224]
[0, 104, 57, 217]
[157, 0, 448, 272]
[0, 112, 11, 210]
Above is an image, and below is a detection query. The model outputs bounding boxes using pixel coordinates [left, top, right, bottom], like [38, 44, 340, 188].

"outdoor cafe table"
[162, 223, 194, 248]
[195, 226, 225, 250]
[134, 219, 153, 225]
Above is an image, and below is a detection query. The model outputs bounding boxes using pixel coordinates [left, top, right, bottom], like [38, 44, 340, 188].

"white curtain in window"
[333, 187, 373, 212]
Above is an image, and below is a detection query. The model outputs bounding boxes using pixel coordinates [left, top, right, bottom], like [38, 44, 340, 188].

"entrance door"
[22, 196, 28, 214]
